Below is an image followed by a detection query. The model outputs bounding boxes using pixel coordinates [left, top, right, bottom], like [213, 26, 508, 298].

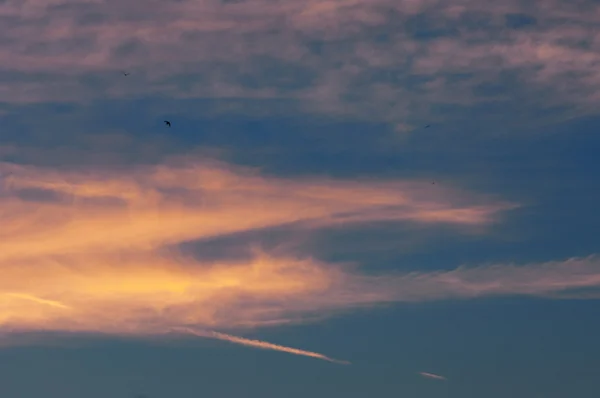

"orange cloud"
[0, 157, 514, 359]
[0, 159, 509, 262]
[3, 157, 598, 361]
[2, 158, 600, 362]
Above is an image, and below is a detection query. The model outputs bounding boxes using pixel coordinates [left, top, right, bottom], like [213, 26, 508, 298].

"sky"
[1, 0, 600, 397]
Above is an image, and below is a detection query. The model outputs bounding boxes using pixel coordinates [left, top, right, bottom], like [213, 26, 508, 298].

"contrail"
[419, 371, 447, 381]
[173, 327, 350, 365]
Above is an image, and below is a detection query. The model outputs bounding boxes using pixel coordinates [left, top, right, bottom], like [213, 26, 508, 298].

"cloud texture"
[0, 157, 508, 335]
[0, 157, 598, 346]
[1, 0, 599, 129]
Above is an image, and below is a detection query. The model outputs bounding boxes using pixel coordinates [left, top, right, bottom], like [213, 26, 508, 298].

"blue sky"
[1, 0, 600, 397]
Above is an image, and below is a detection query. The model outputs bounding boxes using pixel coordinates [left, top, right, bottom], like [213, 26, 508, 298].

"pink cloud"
[0, 0, 598, 129]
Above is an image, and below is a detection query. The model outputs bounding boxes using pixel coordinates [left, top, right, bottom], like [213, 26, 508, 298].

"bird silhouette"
[122, 71, 130, 76]
[424, 124, 431, 128]
[164, 120, 171, 127]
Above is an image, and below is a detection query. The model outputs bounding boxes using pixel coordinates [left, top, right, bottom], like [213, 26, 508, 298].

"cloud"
[0, 155, 513, 359]
[419, 371, 447, 381]
[0, 158, 510, 262]
[1, 156, 600, 359]
[0, 157, 509, 347]
[0, 0, 599, 129]
[375, 256, 600, 302]
[174, 327, 350, 364]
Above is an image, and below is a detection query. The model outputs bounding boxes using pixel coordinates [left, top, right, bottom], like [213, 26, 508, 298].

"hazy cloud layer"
[1, 0, 599, 129]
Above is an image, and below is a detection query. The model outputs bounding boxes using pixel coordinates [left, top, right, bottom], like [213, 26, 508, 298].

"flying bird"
[122, 71, 130, 76]
[164, 120, 171, 127]
[424, 124, 431, 128]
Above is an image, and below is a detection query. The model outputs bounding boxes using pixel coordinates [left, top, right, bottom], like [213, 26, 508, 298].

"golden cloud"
[0, 158, 509, 336]
[0, 158, 598, 361]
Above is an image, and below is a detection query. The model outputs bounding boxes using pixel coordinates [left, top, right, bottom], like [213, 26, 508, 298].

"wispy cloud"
[0, 155, 599, 355]
[0, 156, 508, 358]
[0, 0, 598, 129]
[0, 157, 510, 339]
[174, 327, 350, 365]
[419, 372, 447, 381]
[0, 158, 509, 263]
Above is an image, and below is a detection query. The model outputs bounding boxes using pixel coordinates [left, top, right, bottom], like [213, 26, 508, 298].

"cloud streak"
[174, 327, 350, 365]
[419, 372, 447, 381]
